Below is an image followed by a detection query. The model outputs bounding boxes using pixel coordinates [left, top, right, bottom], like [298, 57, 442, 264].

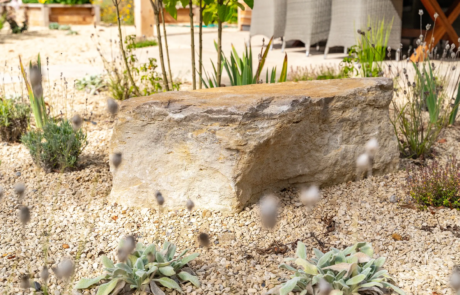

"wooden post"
[135, 0, 154, 37]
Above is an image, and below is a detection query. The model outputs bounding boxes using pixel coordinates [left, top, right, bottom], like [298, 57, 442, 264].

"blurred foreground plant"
[19, 54, 48, 129]
[75, 238, 200, 294]
[406, 157, 460, 209]
[273, 242, 405, 295]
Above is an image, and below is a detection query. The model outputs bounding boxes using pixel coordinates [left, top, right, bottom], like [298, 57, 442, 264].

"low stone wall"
[109, 78, 399, 211]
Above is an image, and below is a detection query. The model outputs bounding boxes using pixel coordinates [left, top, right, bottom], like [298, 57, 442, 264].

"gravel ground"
[1, 118, 460, 295]
[1, 25, 460, 295]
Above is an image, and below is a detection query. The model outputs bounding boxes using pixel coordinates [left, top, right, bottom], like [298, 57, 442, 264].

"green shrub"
[274, 242, 405, 295]
[21, 120, 87, 172]
[0, 97, 30, 142]
[406, 157, 460, 209]
[127, 39, 158, 50]
[75, 239, 200, 294]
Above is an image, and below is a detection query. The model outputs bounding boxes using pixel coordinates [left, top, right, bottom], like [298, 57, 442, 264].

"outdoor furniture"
[249, 0, 287, 44]
[410, 0, 460, 61]
[282, 0, 332, 56]
[324, 0, 403, 59]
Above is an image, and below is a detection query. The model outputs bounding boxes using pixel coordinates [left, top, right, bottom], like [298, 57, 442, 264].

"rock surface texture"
[109, 78, 399, 211]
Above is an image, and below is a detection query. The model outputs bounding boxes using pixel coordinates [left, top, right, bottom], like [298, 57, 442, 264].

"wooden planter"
[0, 3, 100, 27]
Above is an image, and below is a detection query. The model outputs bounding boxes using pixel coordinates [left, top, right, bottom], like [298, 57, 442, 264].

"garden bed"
[0, 3, 100, 26]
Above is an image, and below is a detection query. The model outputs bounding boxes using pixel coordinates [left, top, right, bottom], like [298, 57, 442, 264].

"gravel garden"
[1, 3, 460, 295]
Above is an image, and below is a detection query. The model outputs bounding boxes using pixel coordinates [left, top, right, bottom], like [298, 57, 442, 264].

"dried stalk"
[150, 0, 170, 91]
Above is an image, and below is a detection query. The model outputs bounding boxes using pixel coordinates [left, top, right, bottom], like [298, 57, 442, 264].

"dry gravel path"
[1, 25, 460, 295]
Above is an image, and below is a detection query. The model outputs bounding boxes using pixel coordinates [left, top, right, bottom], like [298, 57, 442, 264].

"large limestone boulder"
[109, 78, 399, 211]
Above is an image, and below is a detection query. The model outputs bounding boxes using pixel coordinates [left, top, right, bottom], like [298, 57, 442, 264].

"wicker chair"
[324, 0, 403, 58]
[249, 0, 287, 45]
[283, 0, 332, 56]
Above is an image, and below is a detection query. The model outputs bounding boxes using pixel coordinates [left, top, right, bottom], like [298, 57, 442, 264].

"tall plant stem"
[189, 0, 196, 90]
[159, 0, 173, 89]
[217, 0, 223, 86]
[113, 0, 140, 96]
[199, 0, 204, 89]
[150, 0, 170, 91]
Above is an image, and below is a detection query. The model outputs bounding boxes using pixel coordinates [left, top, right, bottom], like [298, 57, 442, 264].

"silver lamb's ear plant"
[75, 240, 200, 294]
[273, 242, 406, 295]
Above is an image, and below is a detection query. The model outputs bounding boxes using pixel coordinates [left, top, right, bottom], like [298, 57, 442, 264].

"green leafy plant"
[406, 157, 460, 209]
[19, 54, 48, 129]
[49, 22, 59, 30]
[21, 120, 87, 172]
[0, 12, 6, 30]
[0, 97, 30, 142]
[275, 242, 405, 295]
[126, 39, 158, 49]
[352, 17, 393, 78]
[99, 34, 180, 100]
[75, 74, 106, 95]
[75, 239, 200, 294]
[201, 37, 287, 88]
[58, 24, 71, 30]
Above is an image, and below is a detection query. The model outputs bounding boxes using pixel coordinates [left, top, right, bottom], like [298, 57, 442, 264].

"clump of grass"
[0, 97, 30, 142]
[21, 119, 88, 172]
[127, 39, 158, 49]
[406, 157, 460, 209]
[287, 64, 350, 82]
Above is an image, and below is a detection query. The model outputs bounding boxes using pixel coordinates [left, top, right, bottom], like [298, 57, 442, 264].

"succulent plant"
[75, 240, 200, 294]
[274, 242, 405, 295]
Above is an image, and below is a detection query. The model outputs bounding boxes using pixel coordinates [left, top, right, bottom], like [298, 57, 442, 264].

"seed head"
[51, 266, 61, 279]
[19, 274, 30, 289]
[107, 98, 119, 116]
[434, 12, 439, 19]
[0, 186, 3, 199]
[186, 199, 195, 212]
[40, 266, 49, 282]
[19, 206, 30, 224]
[57, 258, 75, 279]
[70, 114, 83, 130]
[198, 232, 210, 247]
[451, 265, 460, 291]
[365, 138, 379, 157]
[117, 248, 129, 262]
[259, 194, 279, 229]
[123, 235, 136, 253]
[156, 191, 165, 206]
[316, 278, 332, 295]
[300, 186, 321, 207]
[111, 152, 122, 169]
[14, 182, 25, 197]
[419, 9, 423, 16]
[356, 153, 371, 170]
